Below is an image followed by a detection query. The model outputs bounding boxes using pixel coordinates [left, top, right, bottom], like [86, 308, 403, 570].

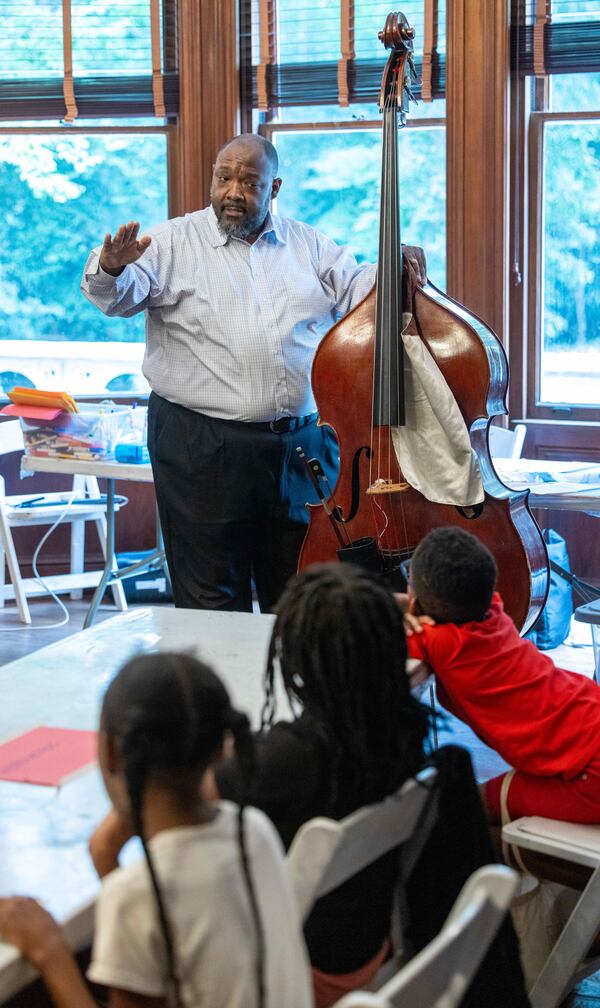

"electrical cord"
[0, 492, 129, 632]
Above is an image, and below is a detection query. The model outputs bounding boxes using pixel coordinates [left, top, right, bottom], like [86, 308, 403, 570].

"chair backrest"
[0, 419, 25, 457]
[488, 422, 527, 459]
[334, 864, 518, 1008]
[287, 766, 438, 921]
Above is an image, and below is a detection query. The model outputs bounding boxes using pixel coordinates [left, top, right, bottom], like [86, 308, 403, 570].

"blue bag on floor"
[526, 529, 573, 650]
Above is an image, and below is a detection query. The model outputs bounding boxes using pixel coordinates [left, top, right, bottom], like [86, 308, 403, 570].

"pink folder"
[0, 726, 97, 786]
[0, 403, 63, 422]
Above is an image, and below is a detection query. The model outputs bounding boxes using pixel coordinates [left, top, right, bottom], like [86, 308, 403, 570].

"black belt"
[245, 412, 319, 434]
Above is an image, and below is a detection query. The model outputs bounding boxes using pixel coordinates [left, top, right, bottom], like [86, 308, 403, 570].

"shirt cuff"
[85, 258, 128, 286]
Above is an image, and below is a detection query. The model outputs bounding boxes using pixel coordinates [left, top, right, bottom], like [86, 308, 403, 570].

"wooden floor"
[0, 594, 598, 1007]
[0, 595, 128, 662]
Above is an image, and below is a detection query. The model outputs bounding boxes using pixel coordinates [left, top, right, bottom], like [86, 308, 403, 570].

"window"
[0, 0, 177, 397]
[535, 111, 600, 409]
[268, 117, 446, 288]
[513, 2, 600, 417]
[0, 133, 168, 395]
[526, 80, 600, 417]
[242, 1, 446, 287]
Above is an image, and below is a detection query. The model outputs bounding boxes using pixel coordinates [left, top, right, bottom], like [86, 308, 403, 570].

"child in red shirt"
[405, 527, 600, 824]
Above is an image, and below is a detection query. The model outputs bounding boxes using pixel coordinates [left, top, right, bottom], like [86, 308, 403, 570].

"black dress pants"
[147, 392, 339, 612]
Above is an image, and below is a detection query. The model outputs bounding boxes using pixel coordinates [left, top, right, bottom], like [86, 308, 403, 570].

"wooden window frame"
[525, 107, 600, 422]
[0, 0, 241, 405]
[260, 116, 445, 138]
[260, 115, 446, 234]
[0, 123, 175, 215]
[0, 0, 179, 123]
[240, 0, 446, 116]
[0, 0, 241, 240]
[0, 124, 172, 401]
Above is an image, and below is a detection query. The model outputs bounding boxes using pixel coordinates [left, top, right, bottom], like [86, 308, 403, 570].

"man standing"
[82, 133, 389, 612]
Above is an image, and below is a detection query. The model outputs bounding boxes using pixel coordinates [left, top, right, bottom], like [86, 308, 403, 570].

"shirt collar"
[205, 206, 286, 248]
[263, 213, 287, 245]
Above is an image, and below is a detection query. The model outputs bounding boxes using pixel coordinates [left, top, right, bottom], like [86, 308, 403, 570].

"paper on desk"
[0, 726, 97, 786]
[0, 403, 63, 422]
[497, 459, 600, 486]
[521, 482, 600, 518]
[526, 482, 600, 498]
[8, 388, 78, 414]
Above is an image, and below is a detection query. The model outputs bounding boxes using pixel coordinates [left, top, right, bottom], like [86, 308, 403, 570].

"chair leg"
[69, 475, 87, 600]
[0, 502, 31, 624]
[69, 517, 85, 600]
[0, 539, 5, 609]
[529, 865, 600, 1008]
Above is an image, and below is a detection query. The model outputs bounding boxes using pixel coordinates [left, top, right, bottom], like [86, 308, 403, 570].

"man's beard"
[213, 202, 268, 239]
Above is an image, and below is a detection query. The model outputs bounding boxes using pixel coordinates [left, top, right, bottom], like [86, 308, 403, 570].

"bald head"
[210, 133, 282, 243]
[217, 134, 279, 177]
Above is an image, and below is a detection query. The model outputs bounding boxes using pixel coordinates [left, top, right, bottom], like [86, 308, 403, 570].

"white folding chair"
[333, 864, 518, 1008]
[0, 419, 127, 624]
[502, 816, 600, 1008]
[489, 422, 527, 460]
[287, 764, 438, 985]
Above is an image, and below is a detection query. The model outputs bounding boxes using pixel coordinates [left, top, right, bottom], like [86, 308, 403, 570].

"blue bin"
[116, 551, 172, 604]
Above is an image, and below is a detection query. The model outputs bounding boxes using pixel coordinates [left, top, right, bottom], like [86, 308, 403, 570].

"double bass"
[298, 11, 548, 633]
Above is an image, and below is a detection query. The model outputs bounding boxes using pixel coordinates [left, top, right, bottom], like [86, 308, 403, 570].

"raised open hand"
[99, 220, 152, 276]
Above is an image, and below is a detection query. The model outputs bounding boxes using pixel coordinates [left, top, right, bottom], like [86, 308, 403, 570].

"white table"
[0, 607, 278, 1003]
[495, 458, 600, 513]
[20, 454, 600, 632]
[21, 455, 167, 629]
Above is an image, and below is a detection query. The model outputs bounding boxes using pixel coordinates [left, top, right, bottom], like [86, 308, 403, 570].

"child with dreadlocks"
[213, 563, 431, 1008]
[0, 652, 312, 1008]
[404, 526, 600, 826]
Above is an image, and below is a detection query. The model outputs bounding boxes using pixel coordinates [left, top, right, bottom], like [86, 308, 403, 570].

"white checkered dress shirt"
[82, 207, 376, 422]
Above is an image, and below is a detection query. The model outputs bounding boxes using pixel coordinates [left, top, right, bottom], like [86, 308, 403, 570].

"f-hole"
[335, 446, 373, 524]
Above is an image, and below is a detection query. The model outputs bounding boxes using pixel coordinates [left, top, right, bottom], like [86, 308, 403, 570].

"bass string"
[392, 63, 411, 566]
[372, 63, 409, 565]
[371, 77, 393, 535]
[372, 76, 398, 493]
[388, 67, 411, 568]
[371, 85, 388, 493]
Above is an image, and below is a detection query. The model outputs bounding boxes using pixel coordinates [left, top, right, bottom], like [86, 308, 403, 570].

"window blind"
[240, 0, 445, 111]
[0, 0, 178, 121]
[512, 0, 600, 76]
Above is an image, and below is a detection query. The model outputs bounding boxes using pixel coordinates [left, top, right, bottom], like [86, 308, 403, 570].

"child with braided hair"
[0, 652, 312, 1008]
[214, 562, 431, 1008]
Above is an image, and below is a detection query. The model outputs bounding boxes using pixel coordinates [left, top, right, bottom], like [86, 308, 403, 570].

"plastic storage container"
[116, 551, 173, 603]
[20, 403, 135, 461]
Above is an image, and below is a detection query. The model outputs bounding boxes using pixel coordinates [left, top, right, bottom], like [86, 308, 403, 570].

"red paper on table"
[0, 403, 63, 422]
[0, 727, 97, 786]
